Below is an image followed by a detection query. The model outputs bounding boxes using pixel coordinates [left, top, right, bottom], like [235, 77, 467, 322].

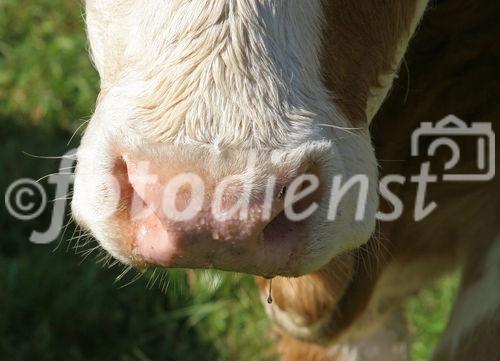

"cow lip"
[117, 153, 313, 277]
[129, 209, 309, 277]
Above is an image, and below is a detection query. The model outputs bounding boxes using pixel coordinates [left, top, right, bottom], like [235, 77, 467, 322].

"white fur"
[85, 0, 338, 147]
[74, 0, 378, 275]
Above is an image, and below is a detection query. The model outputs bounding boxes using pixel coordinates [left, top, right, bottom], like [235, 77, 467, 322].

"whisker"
[53, 215, 75, 252]
[22, 151, 77, 160]
[67, 119, 91, 146]
[51, 195, 73, 203]
[117, 271, 144, 289]
[317, 124, 362, 138]
[115, 265, 134, 283]
[35, 173, 74, 184]
[66, 226, 82, 251]
[80, 245, 101, 263]
[146, 269, 158, 290]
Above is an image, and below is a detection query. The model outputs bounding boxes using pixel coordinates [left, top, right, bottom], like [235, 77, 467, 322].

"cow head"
[73, 0, 426, 277]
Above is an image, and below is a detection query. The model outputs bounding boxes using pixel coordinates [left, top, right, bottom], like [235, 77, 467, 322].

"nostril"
[277, 186, 287, 200]
[112, 156, 136, 213]
[116, 155, 169, 226]
[262, 169, 323, 244]
[263, 210, 291, 242]
[115, 156, 180, 266]
[113, 156, 132, 187]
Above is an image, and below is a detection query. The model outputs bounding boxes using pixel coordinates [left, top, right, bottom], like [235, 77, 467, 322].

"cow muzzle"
[72, 143, 327, 278]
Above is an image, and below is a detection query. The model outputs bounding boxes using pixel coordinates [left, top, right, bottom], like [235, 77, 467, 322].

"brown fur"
[258, 0, 500, 359]
[276, 334, 337, 361]
[322, 0, 420, 125]
[256, 253, 355, 327]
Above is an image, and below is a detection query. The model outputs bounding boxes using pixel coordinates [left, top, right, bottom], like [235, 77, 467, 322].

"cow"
[72, 0, 500, 360]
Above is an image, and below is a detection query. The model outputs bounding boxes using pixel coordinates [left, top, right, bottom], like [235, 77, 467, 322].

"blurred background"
[0, 1, 459, 360]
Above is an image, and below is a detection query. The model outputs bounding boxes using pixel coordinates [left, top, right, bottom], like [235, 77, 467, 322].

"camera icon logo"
[411, 115, 495, 181]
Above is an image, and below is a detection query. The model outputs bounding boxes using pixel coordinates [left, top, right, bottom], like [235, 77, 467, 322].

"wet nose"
[132, 206, 271, 268]
[120, 155, 279, 268]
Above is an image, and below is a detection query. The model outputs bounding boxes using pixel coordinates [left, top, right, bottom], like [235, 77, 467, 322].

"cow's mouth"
[108, 155, 316, 278]
[128, 201, 312, 278]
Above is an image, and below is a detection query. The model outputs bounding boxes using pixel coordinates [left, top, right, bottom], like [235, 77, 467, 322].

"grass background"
[0, 1, 459, 360]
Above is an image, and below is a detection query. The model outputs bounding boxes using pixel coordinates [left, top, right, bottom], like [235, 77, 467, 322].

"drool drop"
[267, 278, 274, 304]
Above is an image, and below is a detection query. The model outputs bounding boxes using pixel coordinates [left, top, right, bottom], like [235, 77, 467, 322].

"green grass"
[408, 274, 460, 361]
[0, 1, 459, 360]
[0, 247, 274, 361]
[0, 0, 99, 131]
